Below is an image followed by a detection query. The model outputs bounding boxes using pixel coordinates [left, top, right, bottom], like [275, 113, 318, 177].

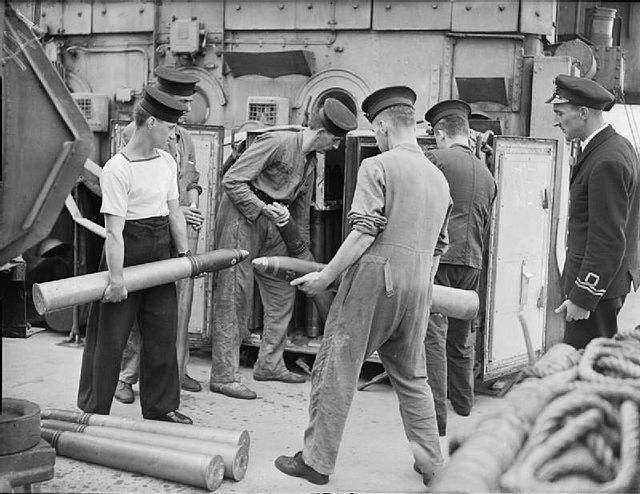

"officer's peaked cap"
[546, 74, 615, 111]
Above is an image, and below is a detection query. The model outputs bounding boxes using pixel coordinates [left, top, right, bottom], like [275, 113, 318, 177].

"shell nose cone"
[252, 257, 266, 269]
[237, 249, 250, 261]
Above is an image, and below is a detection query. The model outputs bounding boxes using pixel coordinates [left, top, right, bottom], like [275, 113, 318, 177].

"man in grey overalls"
[275, 86, 451, 486]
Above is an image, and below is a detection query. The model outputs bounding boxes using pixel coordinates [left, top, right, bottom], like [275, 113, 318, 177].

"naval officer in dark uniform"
[549, 74, 640, 349]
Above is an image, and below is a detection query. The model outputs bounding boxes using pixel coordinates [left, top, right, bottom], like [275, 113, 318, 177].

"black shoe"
[151, 410, 193, 424]
[181, 374, 202, 392]
[209, 382, 257, 400]
[452, 406, 471, 417]
[274, 451, 329, 485]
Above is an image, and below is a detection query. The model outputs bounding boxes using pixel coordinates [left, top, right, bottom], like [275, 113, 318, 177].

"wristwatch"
[178, 250, 192, 258]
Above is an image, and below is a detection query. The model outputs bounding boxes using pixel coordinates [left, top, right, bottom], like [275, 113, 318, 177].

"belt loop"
[384, 260, 395, 297]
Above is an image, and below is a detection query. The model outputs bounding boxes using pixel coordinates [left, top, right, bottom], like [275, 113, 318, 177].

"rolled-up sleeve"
[347, 157, 387, 236]
[223, 133, 281, 220]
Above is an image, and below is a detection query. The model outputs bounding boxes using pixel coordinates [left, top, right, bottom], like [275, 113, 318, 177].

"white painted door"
[484, 137, 557, 380]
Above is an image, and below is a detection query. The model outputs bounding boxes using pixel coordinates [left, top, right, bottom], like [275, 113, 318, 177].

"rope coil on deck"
[499, 328, 640, 493]
[428, 327, 640, 493]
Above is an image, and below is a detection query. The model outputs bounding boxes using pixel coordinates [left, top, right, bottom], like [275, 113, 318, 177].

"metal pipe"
[32, 249, 249, 315]
[65, 45, 149, 87]
[41, 419, 248, 481]
[40, 409, 249, 448]
[446, 32, 525, 41]
[41, 428, 224, 491]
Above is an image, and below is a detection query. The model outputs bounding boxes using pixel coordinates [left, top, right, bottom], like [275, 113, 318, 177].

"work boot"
[414, 461, 442, 486]
[274, 451, 329, 485]
[151, 410, 193, 425]
[114, 380, 134, 404]
[253, 369, 306, 383]
[181, 374, 202, 392]
[209, 381, 257, 400]
[452, 404, 471, 416]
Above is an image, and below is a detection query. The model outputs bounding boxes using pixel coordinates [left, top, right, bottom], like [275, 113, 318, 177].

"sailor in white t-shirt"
[78, 86, 193, 424]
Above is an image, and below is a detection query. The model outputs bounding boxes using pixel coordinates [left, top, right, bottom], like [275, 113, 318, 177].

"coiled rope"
[500, 328, 640, 493]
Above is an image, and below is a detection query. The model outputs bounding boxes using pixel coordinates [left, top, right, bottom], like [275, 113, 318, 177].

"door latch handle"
[519, 260, 533, 308]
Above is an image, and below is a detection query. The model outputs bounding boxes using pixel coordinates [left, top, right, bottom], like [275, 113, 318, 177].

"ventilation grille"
[248, 102, 280, 125]
[72, 93, 109, 132]
[75, 97, 93, 120]
[246, 97, 289, 126]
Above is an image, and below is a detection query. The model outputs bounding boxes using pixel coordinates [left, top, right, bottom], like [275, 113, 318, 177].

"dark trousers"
[563, 295, 626, 349]
[425, 264, 480, 436]
[78, 217, 180, 418]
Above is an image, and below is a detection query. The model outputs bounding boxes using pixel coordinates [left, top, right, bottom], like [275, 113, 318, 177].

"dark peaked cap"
[155, 66, 199, 97]
[546, 74, 615, 111]
[140, 86, 187, 123]
[361, 86, 417, 123]
[319, 98, 358, 137]
[425, 99, 471, 127]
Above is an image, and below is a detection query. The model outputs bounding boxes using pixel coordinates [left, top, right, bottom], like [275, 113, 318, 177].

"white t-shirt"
[100, 149, 179, 219]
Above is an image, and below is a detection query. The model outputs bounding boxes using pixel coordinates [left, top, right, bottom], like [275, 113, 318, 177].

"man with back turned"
[548, 74, 640, 349]
[275, 86, 451, 486]
[423, 99, 496, 436]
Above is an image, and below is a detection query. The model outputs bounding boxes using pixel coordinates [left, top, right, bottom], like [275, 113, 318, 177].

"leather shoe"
[151, 410, 192, 425]
[275, 451, 328, 485]
[181, 374, 202, 392]
[254, 369, 306, 383]
[413, 461, 441, 486]
[209, 382, 257, 400]
[452, 406, 471, 417]
[114, 381, 134, 404]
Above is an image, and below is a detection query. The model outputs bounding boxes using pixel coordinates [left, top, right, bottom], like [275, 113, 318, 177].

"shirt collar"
[450, 143, 473, 152]
[581, 123, 608, 151]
